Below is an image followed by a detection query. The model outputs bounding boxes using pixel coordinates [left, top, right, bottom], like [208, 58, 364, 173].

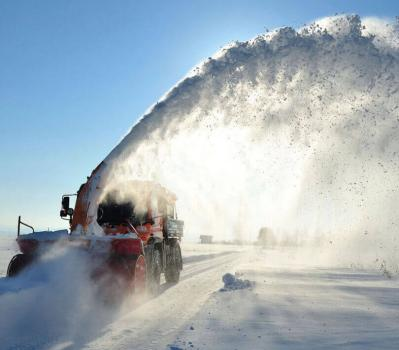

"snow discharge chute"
[90, 15, 398, 269]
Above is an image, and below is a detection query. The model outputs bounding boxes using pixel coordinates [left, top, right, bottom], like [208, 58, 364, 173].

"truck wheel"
[133, 255, 146, 294]
[165, 241, 181, 284]
[7, 254, 32, 277]
[147, 248, 161, 295]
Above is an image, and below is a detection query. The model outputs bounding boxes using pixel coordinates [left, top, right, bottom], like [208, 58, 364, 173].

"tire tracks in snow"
[81, 250, 244, 350]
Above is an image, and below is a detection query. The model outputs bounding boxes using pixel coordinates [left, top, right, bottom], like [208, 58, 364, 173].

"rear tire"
[165, 241, 182, 284]
[133, 255, 146, 294]
[146, 248, 161, 295]
[7, 254, 33, 277]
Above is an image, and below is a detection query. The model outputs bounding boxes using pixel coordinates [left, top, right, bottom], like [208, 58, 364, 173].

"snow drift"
[0, 246, 119, 349]
[88, 15, 399, 270]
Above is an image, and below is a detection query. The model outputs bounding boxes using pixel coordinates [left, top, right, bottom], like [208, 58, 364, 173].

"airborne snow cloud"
[87, 15, 399, 270]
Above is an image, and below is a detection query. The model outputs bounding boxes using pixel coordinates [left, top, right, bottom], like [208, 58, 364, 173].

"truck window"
[97, 201, 134, 226]
[97, 200, 148, 227]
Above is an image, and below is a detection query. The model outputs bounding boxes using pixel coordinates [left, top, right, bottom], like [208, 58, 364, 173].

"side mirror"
[62, 196, 70, 210]
[60, 196, 70, 217]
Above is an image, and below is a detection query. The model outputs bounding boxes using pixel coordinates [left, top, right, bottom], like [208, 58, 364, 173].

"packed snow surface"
[0, 238, 398, 349]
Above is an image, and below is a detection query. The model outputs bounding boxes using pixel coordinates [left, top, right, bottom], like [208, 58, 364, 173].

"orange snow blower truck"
[7, 161, 184, 297]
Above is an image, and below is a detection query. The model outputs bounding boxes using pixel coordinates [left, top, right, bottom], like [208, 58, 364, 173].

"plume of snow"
[87, 15, 399, 270]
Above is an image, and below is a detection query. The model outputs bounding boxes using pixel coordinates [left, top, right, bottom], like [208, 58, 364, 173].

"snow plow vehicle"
[6, 161, 184, 298]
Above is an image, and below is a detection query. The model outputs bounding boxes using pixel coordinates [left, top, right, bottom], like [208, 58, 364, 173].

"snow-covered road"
[169, 251, 399, 350]
[0, 238, 398, 350]
[82, 247, 243, 350]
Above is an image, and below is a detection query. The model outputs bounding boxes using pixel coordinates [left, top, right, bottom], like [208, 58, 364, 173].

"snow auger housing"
[7, 161, 184, 298]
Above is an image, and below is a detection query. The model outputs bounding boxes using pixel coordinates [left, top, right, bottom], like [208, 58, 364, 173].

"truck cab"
[60, 176, 184, 291]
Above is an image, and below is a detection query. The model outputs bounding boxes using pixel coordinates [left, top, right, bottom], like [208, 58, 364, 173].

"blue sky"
[0, 0, 398, 233]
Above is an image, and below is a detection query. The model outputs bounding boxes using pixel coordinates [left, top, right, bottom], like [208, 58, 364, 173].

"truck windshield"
[97, 201, 147, 227]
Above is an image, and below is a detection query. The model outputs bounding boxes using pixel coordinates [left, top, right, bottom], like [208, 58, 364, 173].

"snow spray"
[0, 245, 122, 349]
[95, 15, 399, 270]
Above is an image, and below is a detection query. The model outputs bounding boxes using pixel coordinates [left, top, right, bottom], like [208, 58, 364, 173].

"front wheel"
[7, 254, 33, 277]
[165, 241, 182, 283]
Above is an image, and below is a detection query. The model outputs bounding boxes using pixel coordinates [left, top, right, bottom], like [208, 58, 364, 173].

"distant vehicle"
[257, 227, 276, 248]
[200, 235, 213, 244]
[6, 161, 184, 299]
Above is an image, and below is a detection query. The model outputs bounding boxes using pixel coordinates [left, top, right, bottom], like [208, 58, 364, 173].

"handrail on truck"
[17, 216, 35, 237]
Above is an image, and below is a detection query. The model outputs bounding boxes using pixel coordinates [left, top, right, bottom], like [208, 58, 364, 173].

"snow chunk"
[220, 273, 255, 292]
